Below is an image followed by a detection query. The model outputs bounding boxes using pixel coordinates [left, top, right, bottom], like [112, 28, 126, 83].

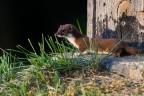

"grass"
[0, 32, 103, 96]
[0, 24, 143, 96]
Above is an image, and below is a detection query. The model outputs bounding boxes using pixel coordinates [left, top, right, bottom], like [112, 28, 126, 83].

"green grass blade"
[28, 39, 37, 55]
[76, 19, 83, 34]
[45, 37, 54, 53]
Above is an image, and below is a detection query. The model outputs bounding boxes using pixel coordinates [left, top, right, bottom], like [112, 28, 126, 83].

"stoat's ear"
[59, 25, 62, 27]
[66, 24, 72, 30]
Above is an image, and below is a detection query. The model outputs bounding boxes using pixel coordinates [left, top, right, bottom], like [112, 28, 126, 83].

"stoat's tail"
[123, 46, 141, 56]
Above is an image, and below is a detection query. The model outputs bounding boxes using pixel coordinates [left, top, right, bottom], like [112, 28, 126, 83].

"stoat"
[55, 24, 141, 57]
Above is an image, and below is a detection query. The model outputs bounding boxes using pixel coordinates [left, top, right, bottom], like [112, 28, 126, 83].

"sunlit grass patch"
[0, 32, 102, 96]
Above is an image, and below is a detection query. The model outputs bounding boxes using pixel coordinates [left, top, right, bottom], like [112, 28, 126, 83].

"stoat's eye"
[62, 30, 65, 32]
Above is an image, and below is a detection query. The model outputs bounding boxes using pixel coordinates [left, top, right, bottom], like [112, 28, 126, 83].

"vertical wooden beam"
[94, 0, 118, 38]
[132, 0, 144, 11]
[87, 0, 96, 38]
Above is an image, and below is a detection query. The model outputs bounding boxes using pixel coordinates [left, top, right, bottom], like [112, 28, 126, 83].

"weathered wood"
[87, 0, 144, 52]
[87, 0, 96, 38]
[95, 0, 119, 38]
[132, 0, 144, 11]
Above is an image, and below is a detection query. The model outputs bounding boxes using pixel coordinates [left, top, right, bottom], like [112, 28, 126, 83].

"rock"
[102, 56, 144, 80]
[55, 52, 144, 80]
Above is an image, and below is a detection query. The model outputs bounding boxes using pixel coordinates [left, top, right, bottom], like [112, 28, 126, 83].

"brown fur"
[55, 24, 141, 57]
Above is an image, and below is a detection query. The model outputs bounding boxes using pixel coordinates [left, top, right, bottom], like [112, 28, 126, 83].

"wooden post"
[87, 0, 144, 51]
[132, 0, 144, 11]
[87, 0, 96, 38]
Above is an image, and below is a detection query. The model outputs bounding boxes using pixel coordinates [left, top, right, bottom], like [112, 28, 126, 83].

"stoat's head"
[55, 24, 73, 38]
[55, 24, 83, 38]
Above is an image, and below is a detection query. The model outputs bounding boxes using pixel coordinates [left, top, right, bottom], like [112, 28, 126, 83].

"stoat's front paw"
[83, 51, 89, 55]
[82, 50, 91, 55]
[82, 49, 95, 55]
[73, 52, 81, 57]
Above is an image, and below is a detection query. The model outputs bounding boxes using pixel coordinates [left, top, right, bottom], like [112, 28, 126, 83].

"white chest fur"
[66, 34, 79, 49]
